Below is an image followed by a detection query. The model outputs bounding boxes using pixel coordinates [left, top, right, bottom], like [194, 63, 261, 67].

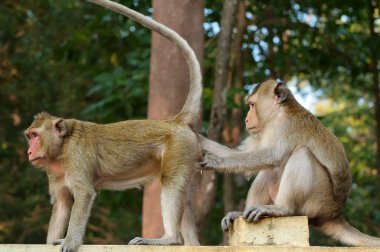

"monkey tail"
[316, 216, 380, 247]
[85, 0, 202, 127]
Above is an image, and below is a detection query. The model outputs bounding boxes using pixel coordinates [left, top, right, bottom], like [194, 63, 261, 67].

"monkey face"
[25, 113, 67, 168]
[245, 79, 290, 134]
[245, 95, 260, 134]
[245, 103, 259, 133]
[25, 127, 45, 167]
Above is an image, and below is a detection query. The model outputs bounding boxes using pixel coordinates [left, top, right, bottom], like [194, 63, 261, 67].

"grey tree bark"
[221, 0, 247, 244]
[193, 0, 238, 235]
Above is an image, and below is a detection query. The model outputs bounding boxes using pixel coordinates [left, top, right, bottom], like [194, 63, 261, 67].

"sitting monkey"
[200, 79, 380, 246]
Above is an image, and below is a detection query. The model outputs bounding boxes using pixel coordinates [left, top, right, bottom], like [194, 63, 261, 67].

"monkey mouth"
[30, 157, 42, 163]
[247, 127, 260, 133]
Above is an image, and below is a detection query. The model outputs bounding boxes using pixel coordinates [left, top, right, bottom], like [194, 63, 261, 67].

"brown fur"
[25, 1, 202, 251]
[200, 79, 380, 246]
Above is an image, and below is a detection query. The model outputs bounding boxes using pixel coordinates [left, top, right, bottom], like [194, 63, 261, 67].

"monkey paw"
[199, 153, 223, 170]
[52, 238, 80, 252]
[243, 205, 269, 223]
[128, 237, 150, 245]
[221, 211, 243, 232]
[128, 236, 182, 245]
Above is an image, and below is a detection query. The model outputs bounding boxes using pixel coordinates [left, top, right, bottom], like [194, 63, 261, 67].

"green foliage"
[0, 0, 379, 246]
[83, 65, 149, 122]
[0, 0, 151, 244]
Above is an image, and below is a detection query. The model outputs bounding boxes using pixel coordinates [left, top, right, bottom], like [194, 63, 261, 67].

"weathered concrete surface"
[1, 245, 380, 252]
[228, 216, 309, 246]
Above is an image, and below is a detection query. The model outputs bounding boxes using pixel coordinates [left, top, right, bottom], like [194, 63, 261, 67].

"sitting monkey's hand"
[199, 153, 223, 170]
[53, 238, 80, 252]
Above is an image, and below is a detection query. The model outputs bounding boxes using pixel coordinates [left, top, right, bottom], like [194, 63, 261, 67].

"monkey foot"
[221, 211, 243, 232]
[243, 205, 270, 222]
[52, 238, 79, 252]
[128, 236, 182, 245]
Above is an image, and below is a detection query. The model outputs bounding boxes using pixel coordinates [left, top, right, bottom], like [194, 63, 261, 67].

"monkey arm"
[198, 134, 239, 157]
[201, 147, 283, 173]
[46, 181, 73, 244]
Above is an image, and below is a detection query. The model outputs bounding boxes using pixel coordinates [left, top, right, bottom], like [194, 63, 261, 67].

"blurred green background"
[0, 0, 379, 246]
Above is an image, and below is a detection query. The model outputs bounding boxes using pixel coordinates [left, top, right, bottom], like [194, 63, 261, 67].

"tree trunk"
[221, 0, 247, 244]
[193, 0, 238, 234]
[229, 0, 247, 147]
[208, 0, 238, 142]
[143, 0, 204, 238]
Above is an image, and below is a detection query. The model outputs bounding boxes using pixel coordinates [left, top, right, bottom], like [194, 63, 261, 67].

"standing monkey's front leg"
[53, 186, 96, 252]
[47, 178, 73, 244]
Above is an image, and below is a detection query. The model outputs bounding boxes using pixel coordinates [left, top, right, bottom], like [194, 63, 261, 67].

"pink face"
[25, 130, 43, 165]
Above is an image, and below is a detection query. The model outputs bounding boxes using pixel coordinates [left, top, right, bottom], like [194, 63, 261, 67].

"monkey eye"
[27, 132, 38, 139]
[249, 103, 255, 108]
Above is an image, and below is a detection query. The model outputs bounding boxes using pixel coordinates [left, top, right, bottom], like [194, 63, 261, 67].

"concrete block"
[228, 216, 310, 246]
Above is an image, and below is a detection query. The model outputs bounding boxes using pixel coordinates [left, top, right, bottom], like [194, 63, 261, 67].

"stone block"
[228, 216, 310, 246]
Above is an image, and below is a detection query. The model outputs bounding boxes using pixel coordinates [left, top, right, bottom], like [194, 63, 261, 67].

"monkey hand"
[199, 153, 223, 170]
[53, 238, 80, 252]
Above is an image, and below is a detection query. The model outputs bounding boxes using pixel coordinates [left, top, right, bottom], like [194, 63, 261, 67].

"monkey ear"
[274, 82, 288, 103]
[54, 118, 67, 138]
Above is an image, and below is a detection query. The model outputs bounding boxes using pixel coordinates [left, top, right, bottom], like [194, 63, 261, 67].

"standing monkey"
[200, 79, 380, 246]
[24, 0, 202, 251]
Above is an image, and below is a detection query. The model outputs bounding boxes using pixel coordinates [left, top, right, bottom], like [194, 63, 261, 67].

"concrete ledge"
[228, 216, 309, 246]
[1, 245, 380, 252]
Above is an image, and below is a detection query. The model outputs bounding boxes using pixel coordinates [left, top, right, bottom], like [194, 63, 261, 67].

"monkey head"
[245, 79, 290, 134]
[24, 112, 68, 168]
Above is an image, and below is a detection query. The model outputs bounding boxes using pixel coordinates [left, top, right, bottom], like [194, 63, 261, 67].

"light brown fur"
[200, 79, 380, 246]
[25, 1, 202, 251]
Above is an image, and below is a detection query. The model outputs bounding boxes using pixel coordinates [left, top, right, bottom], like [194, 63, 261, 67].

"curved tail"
[86, 0, 202, 127]
[316, 216, 380, 246]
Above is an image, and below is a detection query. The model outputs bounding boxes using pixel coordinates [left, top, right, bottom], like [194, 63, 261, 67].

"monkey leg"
[128, 180, 185, 245]
[181, 200, 200, 245]
[47, 183, 73, 244]
[129, 143, 195, 246]
[245, 168, 282, 208]
[56, 188, 96, 252]
[222, 169, 281, 231]
[243, 147, 316, 223]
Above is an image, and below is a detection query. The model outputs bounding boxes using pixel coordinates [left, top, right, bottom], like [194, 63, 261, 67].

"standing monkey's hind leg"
[129, 146, 193, 245]
[128, 182, 185, 245]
